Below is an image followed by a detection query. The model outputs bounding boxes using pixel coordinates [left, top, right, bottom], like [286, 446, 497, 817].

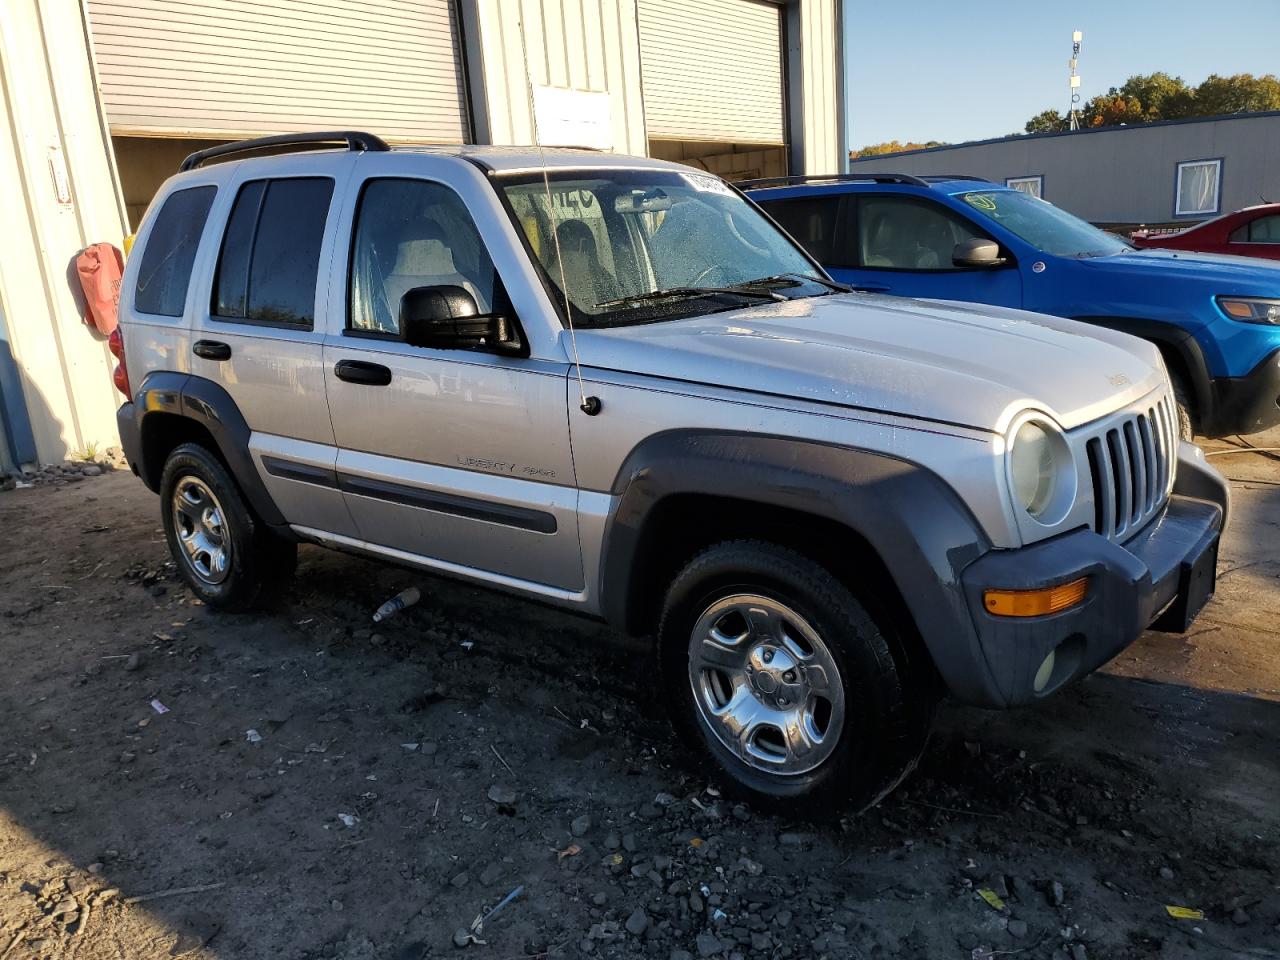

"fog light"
[984, 578, 1089, 617]
[1033, 649, 1056, 693]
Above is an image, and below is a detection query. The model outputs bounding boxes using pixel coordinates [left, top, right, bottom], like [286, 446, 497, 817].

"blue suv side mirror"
[953, 238, 1007, 268]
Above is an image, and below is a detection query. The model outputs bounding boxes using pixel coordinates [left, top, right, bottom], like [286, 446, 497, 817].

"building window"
[1005, 176, 1043, 199]
[1175, 159, 1221, 217]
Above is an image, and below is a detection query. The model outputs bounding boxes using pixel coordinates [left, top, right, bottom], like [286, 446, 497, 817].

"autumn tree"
[851, 139, 946, 158]
[1194, 73, 1280, 115]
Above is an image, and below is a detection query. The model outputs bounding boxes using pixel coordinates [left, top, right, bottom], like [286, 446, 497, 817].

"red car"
[1132, 203, 1280, 259]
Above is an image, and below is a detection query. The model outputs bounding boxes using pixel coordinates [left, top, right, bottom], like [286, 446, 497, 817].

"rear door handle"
[334, 359, 392, 386]
[193, 339, 231, 361]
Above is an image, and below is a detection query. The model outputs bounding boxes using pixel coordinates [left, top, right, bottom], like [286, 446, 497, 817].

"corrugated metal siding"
[87, 0, 469, 142]
[638, 0, 784, 144]
[469, 0, 647, 155]
[0, 0, 129, 466]
[798, 0, 838, 174]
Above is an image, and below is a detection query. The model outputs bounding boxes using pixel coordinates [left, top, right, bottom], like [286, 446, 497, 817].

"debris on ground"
[371, 586, 420, 622]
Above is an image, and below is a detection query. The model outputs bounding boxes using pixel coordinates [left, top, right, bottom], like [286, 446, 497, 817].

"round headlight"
[1010, 419, 1059, 518]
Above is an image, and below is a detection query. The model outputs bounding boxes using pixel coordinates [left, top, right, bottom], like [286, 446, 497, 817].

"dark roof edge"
[849, 110, 1280, 162]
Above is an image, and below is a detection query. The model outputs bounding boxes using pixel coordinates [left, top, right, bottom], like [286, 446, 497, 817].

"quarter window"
[1005, 176, 1043, 199]
[856, 196, 989, 271]
[348, 179, 499, 336]
[1230, 214, 1280, 243]
[762, 197, 842, 264]
[213, 178, 334, 327]
[1175, 159, 1221, 217]
[133, 185, 216, 317]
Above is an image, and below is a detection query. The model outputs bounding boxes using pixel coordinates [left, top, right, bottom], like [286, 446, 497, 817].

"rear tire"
[160, 443, 296, 611]
[657, 540, 933, 814]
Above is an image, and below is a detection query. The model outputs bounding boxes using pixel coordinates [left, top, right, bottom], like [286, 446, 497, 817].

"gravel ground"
[0, 430, 1277, 960]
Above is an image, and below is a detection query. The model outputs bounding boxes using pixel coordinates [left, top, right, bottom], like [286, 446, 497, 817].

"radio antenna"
[517, 20, 594, 415]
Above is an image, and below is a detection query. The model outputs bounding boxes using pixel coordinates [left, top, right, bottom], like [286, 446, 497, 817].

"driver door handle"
[334, 359, 392, 386]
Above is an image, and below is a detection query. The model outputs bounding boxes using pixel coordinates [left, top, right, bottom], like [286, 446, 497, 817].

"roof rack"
[179, 131, 390, 172]
[919, 174, 989, 183]
[737, 172, 930, 190]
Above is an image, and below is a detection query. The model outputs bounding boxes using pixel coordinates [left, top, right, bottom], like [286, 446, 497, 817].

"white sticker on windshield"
[681, 173, 736, 198]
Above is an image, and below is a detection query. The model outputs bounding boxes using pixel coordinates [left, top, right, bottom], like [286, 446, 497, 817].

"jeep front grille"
[1084, 395, 1178, 541]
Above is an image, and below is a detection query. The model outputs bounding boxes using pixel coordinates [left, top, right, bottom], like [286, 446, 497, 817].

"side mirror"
[953, 237, 1007, 268]
[400, 285, 519, 352]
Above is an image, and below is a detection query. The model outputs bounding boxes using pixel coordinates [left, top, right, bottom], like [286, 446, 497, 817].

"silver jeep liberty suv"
[114, 132, 1229, 811]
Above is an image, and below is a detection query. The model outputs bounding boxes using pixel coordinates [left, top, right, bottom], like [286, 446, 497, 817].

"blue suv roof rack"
[179, 131, 391, 172]
[737, 173, 930, 190]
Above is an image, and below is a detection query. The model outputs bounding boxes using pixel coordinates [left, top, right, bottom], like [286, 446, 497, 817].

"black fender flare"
[1072, 316, 1214, 419]
[597, 430, 1003, 705]
[125, 371, 285, 526]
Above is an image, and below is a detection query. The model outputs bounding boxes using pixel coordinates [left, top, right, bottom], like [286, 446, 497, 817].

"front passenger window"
[349, 179, 498, 335]
[857, 196, 987, 271]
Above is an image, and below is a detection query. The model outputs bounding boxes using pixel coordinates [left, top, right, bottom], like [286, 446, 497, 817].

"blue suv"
[744, 174, 1280, 438]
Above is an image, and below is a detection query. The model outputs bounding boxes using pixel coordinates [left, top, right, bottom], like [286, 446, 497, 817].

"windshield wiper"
[595, 286, 785, 309]
[737, 272, 852, 293]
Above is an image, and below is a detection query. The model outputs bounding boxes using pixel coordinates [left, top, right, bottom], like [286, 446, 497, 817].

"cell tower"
[1068, 30, 1083, 130]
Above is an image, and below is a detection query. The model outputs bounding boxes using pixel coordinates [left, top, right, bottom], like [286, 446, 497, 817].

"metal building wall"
[793, 0, 840, 175]
[0, 0, 129, 469]
[461, 0, 648, 156]
[847, 113, 1280, 226]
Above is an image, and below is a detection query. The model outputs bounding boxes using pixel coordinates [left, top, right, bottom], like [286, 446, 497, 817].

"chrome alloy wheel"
[171, 476, 231, 585]
[688, 594, 845, 776]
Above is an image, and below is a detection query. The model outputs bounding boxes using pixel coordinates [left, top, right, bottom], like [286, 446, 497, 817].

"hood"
[573, 293, 1164, 433]
[1087, 247, 1280, 292]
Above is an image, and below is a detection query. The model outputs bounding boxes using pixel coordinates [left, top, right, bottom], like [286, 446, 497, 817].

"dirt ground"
[1, 430, 1277, 960]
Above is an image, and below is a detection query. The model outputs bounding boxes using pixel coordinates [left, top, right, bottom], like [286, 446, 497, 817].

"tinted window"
[763, 197, 840, 264]
[349, 179, 498, 335]
[857, 196, 988, 270]
[134, 185, 216, 317]
[214, 178, 333, 326]
[1234, 214, 1280, 243]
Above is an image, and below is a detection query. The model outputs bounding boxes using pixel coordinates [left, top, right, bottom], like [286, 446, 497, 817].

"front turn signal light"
[984, 577, 1089, 618]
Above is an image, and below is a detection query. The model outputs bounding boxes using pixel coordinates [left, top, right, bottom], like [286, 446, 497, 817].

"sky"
[842, 0, 1280, 152]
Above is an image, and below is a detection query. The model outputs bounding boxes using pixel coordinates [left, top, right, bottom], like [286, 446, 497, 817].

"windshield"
[957, 190, 1132, 258]
[499, 169, 832, 327]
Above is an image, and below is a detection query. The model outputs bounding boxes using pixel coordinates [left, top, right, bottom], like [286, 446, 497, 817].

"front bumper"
[959, 494, 1221, 706]
[1209, 347, 1280, 436]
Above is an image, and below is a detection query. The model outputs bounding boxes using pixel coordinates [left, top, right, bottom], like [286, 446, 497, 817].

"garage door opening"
[648, 139, 788, 183]
[113, 137, 229, 229]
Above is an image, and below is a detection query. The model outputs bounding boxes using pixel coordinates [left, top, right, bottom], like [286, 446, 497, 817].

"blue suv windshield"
[957, 190, 1132, 258]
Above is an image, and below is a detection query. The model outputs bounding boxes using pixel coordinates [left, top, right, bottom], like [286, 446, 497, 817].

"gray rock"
[592, 891, 608, 906]
[778, 832, 810, 848]
[622, 833, 638, 853]
[638, 802, 664, 820]
[732, 805, 750, 822]
[671, 952, 694, 960]
[1070, 945, 1087, 960]
[774, 910, 793, 928]
[626, 908, 649, 936]
[124, 652, 141, 672]
[604, 832, 621, 850]
[1050, 880, 1065, 906]
[479, 862, 505, 885]
[1232, 907, 1249, 925]
[1007, 919, 1028, 938]
[1158, 866, 1175, 881]
[450, 871, 469, 888]
[695, 932, 722, 957]
[571, 814, 592, 837]
[487, 784, 516, 805]
[81, 465, 102, 477]
[452, 928, 472, 948]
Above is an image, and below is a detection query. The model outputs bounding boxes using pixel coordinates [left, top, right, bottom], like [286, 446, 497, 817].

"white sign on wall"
[532, 86, 613, 151]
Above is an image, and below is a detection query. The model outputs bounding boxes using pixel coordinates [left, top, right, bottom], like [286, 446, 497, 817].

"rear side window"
[213, 178, 334, 327]
[134, 185, 216, 317]
[1230, 214, 1280, 243]
[763, 197, 841, 265]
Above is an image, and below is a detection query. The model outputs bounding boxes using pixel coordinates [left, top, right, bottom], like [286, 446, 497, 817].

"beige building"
[1, 0, 844, 471]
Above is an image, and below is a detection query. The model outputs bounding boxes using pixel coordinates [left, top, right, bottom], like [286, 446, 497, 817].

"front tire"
[1169, 369, 1196, 441]
[658, 541, 933, 814]
[160, 443, 295, 611]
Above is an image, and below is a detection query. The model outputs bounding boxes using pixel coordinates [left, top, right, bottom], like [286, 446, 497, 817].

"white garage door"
[638, 0, 785, 144]
[87, 0, 469, 143]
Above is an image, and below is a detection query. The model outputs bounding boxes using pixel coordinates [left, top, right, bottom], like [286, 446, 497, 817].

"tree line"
[851, 72, 1280, 158]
